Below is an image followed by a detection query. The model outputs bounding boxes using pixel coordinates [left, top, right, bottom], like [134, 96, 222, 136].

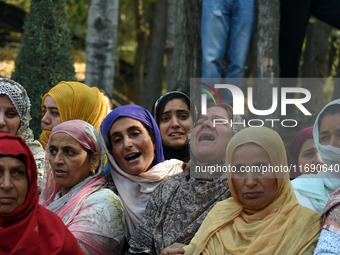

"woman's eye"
[6, 111, 18, 118]
[112, 137, 122, 144]
[179, 113, 189, 120]
[131, 131, 140, 137]
[51, 111, 60, 117]
[195, 120, 203, 126]
[65, 149, 75, 156]
[49, 148, 57, 155]
[320, 135, 328, 142]
[160, 115, 170, 122]
[13, 170, 25, 177]
[304, 152, 315, 158]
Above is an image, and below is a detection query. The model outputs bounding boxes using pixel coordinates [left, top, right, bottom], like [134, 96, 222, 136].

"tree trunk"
[131, 0, 150, 105]
[165, 0, 177, 91]
[256, 0, 280, 80]
[301, 18, 331, 121]
[85, 0, 119, 96]
[255, 0, 280, 114]
[143, 0, 167, 110]
[166, 0, 201, 93]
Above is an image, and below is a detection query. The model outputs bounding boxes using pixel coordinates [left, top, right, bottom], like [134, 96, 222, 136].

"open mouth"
[199, 133, 215, 141]
[125, 153, 141, 161]
[169, 132, 184, 137]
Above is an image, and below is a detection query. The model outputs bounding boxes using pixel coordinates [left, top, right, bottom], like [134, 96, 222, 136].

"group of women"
[0, 77, 339, 254]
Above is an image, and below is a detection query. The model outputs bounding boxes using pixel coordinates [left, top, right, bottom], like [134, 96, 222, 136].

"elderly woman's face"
[319, 113, 340, 148]
[0, 157, 28, 214]
[49, 133, 99, 196]
[41, 95, 62, 131]
[190, 106, 232, 162]
[231, 143, 277, 210]
[109, 117, 155, 175]
[0, 95, 20, 135]
[159, 98, 193, 149]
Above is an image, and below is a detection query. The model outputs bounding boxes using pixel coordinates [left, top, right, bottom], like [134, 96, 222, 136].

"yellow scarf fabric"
[185, 127, 321, 255]
[38, 81, 107, 149]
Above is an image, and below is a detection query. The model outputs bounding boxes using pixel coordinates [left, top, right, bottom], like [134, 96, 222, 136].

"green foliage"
[3, 0, 31, 12]
[116, 0, 137, 64]
[11, 0, 75, 138]
[65, 0, 88, 46]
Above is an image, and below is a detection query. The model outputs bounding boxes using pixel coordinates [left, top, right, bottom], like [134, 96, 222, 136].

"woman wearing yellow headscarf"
[38, 81, 108, 150]
[185, 126, 321, 255]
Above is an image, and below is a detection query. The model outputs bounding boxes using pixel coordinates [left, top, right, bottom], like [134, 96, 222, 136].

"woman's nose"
[0, 113, 6, 127]
[245, 176, 257, 187]
[201, 118, 213, 129]
[123, 137, 133, 149]
[41, 112, 51, 125]
[0, 172, 12, 190]
[314, 153, 323, 165]
[170, 117, 180, 128]
[53, 151, 64, 164]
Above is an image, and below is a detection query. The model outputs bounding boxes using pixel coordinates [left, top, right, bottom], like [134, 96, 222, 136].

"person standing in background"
[201, 0, 256, 105]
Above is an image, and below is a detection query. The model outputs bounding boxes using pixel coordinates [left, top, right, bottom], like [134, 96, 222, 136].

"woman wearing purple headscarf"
[100, 104, 184, 237]
[289, 126, 323, 179]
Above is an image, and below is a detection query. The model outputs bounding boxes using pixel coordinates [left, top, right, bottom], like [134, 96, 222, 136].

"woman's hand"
[160, 243, 186, 255]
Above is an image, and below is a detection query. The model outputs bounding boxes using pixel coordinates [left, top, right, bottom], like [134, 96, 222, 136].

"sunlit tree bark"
[85, 0, 119, 96]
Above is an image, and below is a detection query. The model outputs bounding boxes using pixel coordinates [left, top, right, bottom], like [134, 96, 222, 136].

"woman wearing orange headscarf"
[185, 127, 321, 255]
[38, 81, 107, 150]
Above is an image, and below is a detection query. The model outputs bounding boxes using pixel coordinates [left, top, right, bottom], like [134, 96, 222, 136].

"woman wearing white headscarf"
[292, 99, 340, 214]
[0, 78, 45, 190]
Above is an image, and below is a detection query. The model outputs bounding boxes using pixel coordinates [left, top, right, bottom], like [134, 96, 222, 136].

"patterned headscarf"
[38, 81, 108, 149]
[0, 78, 42, 150]
[40, 120, 125, 254]
[40, 120, 106, 208]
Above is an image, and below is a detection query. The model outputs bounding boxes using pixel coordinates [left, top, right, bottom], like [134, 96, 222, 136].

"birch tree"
[85, 0, 119, 96]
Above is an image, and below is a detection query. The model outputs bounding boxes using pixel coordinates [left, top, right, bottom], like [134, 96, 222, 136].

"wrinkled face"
[297, 138, 323, 174]
[109, 117, 155, 176]
[319, 113, 340, 148]
[0, 157, 28, 214]
[41, 95, 62, 131]
[49, 133, 99, 196]
[231, 143, 277, 210]
[159, 98, 193, 149]
[0, 95, 21, 135]
[190, 107, 232, 162]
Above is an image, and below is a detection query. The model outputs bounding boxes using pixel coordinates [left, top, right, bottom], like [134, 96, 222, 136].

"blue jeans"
[201, 0, 256, 79]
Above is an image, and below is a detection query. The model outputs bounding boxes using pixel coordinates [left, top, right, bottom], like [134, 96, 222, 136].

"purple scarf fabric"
[100, 104, 165, 165]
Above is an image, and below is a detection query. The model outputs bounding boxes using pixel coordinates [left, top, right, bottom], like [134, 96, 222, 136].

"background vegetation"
[1, 0, 340, 143]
